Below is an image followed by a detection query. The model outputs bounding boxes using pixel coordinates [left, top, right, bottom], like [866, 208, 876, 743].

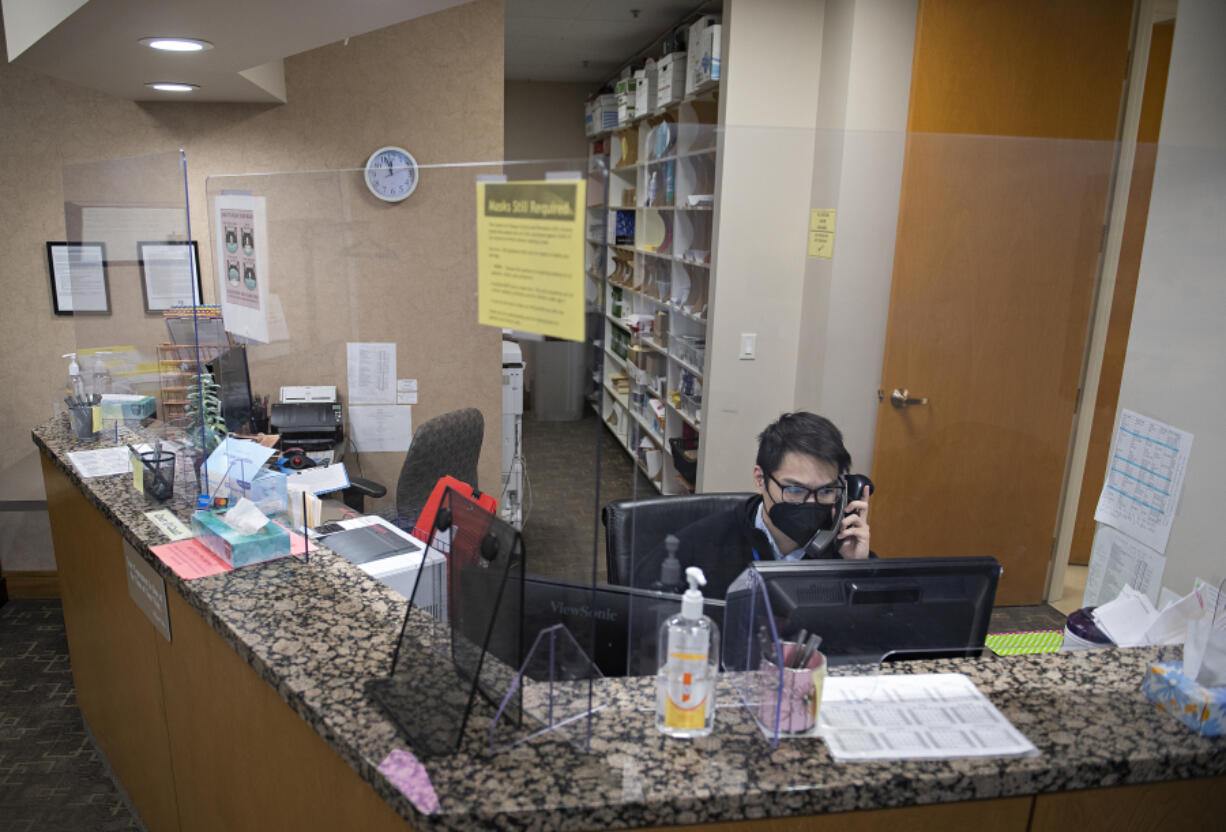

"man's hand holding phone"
[838, 484, 871, 559]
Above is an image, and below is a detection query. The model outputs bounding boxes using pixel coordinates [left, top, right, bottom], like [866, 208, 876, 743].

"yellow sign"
[808, 230, 835, 260]
[809, 208, 836, 233]
[477, 179, 587, 341]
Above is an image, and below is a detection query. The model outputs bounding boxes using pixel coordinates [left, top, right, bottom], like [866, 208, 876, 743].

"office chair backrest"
[396, 408, 484, 528]
[602, 492, 754, 586]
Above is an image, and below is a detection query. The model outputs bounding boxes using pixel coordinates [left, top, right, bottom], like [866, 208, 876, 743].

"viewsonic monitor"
[739, 557, 1001, 666]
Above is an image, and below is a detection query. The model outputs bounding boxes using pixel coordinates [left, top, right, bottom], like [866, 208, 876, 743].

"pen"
[791, 628, 809, 668]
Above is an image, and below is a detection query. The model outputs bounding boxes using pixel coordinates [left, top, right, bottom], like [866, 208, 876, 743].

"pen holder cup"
[141, 451, 176, 502]
[68, 406, 98, 440]
[758, 644, 826, 736]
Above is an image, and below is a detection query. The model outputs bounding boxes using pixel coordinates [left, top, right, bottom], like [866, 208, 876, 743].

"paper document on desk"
[285, 462, 350, 495]
[68, 447, 132, 478]
[817, 674, 1038, 762]
[1094, 409, 1192, 554]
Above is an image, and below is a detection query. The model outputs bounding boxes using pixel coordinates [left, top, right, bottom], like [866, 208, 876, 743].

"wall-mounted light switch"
[739, 333, 757, 360]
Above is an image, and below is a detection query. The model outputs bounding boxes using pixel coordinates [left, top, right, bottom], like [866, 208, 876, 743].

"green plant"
[183, 371, 225, 454]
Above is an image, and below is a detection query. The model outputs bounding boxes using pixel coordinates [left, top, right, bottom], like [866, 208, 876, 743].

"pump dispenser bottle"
[656, 566, 719, 738]
[63, 353, 85, 399]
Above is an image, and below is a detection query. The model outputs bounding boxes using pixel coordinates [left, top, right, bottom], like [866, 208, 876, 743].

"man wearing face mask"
[630, 411, 871, 599]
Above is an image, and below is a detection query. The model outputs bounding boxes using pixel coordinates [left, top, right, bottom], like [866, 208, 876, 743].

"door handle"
[890, 388, 928, 409]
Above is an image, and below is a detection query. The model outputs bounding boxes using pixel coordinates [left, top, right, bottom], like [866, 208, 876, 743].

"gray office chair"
[345, 408, 484, 529]
[601, 492, 754, 586]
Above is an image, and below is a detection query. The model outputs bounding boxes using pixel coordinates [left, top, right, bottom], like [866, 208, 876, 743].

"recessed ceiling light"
[146, 82, 199, 92]
[139, 37, 213, 52]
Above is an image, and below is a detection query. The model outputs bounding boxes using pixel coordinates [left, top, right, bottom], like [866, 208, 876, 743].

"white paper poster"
[213, 193, 270, 343]
[1083, 524, 1167, 607]
[349, 405, 412, 452]
[51, 245, 108, 312]
[1093, 409, 1193, 554]
[140, 243, 199, 309]
[347, 342, 396, 405]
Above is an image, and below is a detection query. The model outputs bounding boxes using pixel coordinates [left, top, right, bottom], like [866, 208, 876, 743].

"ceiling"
[505, 0, 716, 84]
[2, 0, 470, 103]
[2, 0, 721, 103]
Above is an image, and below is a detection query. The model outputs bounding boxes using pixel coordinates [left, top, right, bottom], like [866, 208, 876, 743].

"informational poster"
[347, 342, 396, 405]
[213, 193, 270, 342]
[349, 405, 412, 452]
[1083, 524, 1166, 607]
[1093, 409, 1193, 554]
[49, 243, 109, 313]
[138, 241, 200, 311]
[476, 179, 586, 341]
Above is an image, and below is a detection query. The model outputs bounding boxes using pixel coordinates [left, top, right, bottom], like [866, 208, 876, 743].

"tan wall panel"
[157, 589, 412, 832]
[40, 455, 182, 832]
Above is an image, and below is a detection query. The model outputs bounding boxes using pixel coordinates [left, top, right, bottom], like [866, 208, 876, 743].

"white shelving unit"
[587, 85, 719, 494]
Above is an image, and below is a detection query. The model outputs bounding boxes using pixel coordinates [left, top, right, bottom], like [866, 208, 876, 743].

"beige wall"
[702, 0, 825, 490]
[0, 0, 505, 571]
[504, 80, 592, 163]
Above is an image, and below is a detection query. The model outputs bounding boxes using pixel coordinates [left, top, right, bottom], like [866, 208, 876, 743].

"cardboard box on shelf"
[656, 52, 686, 106]
[686, 16, 722, 95]
[615, 77, 637, 125]
[585, 93, 618, 136]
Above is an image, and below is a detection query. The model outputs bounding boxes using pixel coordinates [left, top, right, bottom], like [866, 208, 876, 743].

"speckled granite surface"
[33, 416, 1226, 831]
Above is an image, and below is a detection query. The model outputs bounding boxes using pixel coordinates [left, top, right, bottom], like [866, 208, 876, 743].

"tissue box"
[1142, 661, 1226, 736]
[99, 394, 157, 422]
[190, 510, 292, 568]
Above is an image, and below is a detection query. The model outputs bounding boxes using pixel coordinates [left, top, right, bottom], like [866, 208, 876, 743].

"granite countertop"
[33, 416, 1226, 831]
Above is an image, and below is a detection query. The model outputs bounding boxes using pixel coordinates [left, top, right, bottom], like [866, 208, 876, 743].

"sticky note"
[810, 209, 836, 232]
[808, 230, 835, 259]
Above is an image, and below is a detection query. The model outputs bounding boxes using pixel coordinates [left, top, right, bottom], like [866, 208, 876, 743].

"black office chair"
[601, 492, 753, 586]
[345, 408, 485, 529]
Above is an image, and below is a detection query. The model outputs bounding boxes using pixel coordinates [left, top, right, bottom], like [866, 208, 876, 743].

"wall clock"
[363, 146, 419, 203]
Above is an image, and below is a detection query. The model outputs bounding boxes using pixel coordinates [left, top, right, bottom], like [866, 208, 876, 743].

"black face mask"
[767, 500, 836, 548]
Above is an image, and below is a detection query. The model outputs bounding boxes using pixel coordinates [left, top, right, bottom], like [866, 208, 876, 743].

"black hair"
[756, 411, 851, 475]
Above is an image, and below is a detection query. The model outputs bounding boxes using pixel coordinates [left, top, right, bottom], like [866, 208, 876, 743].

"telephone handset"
[804, 473, 874, 559]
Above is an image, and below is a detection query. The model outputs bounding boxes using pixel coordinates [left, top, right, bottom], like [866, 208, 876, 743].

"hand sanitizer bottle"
[652, 533, 683, 594]
[656, 566, 719, 738]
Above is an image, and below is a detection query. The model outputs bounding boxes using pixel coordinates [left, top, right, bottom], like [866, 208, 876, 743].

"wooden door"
[870, 1, 1132, 604]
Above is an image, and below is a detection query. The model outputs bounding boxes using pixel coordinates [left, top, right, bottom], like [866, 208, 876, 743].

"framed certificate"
[46, 242, 110, 315]
[138, 240, 202, 312]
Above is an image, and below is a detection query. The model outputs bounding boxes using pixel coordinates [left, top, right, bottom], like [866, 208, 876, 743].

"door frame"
[1046, 0, 1165, 602]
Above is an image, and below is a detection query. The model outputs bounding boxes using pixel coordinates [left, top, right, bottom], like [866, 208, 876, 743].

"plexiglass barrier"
[48, 118, 1201, 755]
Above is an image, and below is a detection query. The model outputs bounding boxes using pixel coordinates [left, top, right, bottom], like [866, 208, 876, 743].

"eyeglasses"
[766, 472, 844, 505]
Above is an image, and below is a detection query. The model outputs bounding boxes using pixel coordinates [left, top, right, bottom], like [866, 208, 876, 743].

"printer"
[269, 401, 344, 454]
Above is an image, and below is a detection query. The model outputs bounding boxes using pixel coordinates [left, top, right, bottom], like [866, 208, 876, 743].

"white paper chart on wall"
[1093, 409, 1194, 554]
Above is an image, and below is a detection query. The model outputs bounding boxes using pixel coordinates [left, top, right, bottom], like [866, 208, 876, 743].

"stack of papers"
[817, 673, 1038, 762]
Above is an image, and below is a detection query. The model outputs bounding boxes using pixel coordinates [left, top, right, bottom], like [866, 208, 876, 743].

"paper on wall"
[347, 342, 396, 404]
[1093, 409, 1193, 554]
[349, 405, 412, 452]
[1082, 524, 1166, 607]
[213, 193, 271, 343]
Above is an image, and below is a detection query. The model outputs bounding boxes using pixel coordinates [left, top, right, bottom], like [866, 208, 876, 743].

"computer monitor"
[737, 557, 1001, 666]
[458, 571, 725, 678]
[208, 345, 254, 434]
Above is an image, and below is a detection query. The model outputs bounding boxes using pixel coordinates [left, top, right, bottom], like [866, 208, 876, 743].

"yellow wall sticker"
[477, 180, 587, 340]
